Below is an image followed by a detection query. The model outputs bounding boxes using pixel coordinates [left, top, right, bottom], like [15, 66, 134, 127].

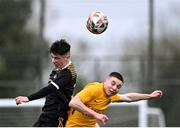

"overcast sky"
[38, 0, 180, 56]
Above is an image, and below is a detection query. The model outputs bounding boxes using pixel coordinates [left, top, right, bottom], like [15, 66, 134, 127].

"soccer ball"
[86, 11, 108, 34]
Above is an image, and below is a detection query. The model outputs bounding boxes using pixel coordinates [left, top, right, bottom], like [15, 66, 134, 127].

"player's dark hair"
[50, 39, 71, 55]
[109, 72, 124, 83]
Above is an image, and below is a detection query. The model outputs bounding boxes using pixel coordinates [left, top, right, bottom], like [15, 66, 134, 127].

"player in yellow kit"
[66, 72, 163, 127]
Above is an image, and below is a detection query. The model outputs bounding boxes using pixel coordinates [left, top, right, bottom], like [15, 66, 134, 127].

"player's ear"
[64, 52, 70, 59]
[104, 78, 110, 85]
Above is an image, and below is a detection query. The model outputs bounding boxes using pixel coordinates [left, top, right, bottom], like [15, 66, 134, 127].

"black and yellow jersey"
[28, 62, 77, 117]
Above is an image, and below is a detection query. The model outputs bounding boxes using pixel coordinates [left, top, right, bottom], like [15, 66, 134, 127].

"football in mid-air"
[86, 11, 108, 34]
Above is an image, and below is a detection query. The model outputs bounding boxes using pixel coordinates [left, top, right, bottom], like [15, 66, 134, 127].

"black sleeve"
[27, 84, 56, 101]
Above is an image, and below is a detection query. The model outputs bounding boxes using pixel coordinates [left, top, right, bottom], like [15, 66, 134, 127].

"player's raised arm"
[119, 90, 163, 102]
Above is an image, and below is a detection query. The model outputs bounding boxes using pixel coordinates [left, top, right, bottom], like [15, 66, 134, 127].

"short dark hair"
[109, 72, 124, 83]
[50, 39, 71, 55]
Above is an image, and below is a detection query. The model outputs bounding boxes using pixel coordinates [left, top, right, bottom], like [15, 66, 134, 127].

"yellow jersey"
[66, 82, 121, 127]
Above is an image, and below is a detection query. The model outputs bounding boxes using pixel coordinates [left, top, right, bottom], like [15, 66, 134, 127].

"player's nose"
[52, 58, 56, 63]
[112, 85, 117, 90]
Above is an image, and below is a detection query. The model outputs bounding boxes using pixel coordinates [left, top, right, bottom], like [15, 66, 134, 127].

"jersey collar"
[62, 61, 72, 70]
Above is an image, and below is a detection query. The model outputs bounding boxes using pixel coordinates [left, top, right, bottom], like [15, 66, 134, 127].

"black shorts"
[33, 112, 68, 127]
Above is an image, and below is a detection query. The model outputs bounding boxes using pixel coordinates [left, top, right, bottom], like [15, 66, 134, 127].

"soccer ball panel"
[86, 11, 108, 34]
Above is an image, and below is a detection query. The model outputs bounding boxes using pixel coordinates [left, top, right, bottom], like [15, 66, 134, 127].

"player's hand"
[15, 96, 29, 105]
[150, 90, 163, 98]
[94, 113, 109, 125]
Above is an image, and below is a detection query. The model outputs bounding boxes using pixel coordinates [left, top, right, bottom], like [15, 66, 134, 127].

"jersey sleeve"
[27, 84, 57, 101]
[49, 69, 71, 90]
[77, 84, 98, 103]
[110, 94, 121, 102]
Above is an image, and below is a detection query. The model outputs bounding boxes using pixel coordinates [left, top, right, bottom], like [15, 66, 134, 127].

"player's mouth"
[108, 90, 116, 95]
[108, 90, 114, 96]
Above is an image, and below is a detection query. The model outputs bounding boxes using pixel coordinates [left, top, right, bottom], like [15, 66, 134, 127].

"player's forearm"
[121, 90, 162, 102]
[123, 93, 151, 102]
[27, 84, 56, 101]
[69, 96, 98, 118]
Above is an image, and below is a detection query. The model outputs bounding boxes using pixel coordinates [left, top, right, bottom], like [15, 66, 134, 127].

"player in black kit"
[15, 39, 77, 127]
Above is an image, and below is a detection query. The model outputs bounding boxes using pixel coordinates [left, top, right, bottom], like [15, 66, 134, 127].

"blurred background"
[0, 0, 180, 127]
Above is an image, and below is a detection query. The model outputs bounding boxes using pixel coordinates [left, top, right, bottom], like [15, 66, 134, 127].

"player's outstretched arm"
[15, 96, 29, 105]
[120, 90, 163, 102]
[15, 84, 57, 105]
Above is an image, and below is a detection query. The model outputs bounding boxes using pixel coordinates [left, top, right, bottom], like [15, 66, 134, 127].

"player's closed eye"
[116, 84, 121, 89]
[111, 81, 116, 86]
